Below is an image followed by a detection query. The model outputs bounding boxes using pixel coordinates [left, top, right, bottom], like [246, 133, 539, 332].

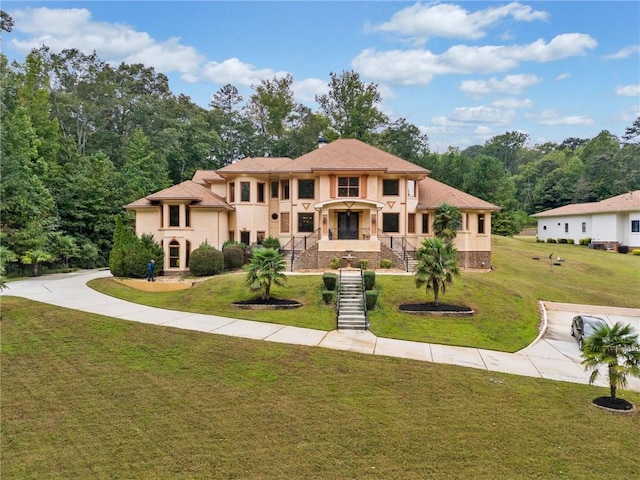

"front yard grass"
[2, 297, 639, 479]
[90, 236, 640, 352]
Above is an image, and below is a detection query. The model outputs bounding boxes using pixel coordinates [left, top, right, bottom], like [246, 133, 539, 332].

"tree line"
[2, 29, 639, 276]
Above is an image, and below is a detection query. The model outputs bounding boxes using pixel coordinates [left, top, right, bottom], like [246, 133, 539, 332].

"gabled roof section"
[274, 138, 430, 175]
[124, 180, 232, 210]
[192, 170, 225, 185]
[216, 157, 293, 175]
[417, 177, 500, 211]
[531, 190, 640, 217]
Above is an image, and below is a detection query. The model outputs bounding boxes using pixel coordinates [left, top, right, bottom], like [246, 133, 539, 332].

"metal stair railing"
[284, 228, 321, 271]
[360, 267, 369, 330]
[378, 230, 417, 272]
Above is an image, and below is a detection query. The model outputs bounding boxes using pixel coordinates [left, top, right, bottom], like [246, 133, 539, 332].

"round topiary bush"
[189, 243, 224, 276]
[321, 290, 335, 304]
[365, 290, 378, 310]
[380, 259, 392, 269]
[363, 270, 376, 290]
[323, 272, 338, 290]
[223, 245, 245, 270]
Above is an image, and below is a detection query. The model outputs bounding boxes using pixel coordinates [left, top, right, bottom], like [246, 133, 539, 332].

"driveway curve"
[2, 270, 638, 392]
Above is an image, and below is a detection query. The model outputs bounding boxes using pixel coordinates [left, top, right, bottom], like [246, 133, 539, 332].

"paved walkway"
[2, 269, 639, 392]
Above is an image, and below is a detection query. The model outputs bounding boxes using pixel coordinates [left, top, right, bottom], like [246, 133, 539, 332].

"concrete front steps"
[337, 273, 368, 330]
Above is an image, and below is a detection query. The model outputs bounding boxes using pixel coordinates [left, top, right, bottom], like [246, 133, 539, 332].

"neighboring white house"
[531, 191, 640, 248]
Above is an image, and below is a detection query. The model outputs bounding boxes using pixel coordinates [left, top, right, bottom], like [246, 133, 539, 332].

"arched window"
[169, 240, 180, 268]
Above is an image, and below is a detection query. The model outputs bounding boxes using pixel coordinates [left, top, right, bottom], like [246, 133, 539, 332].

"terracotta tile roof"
[416, 177, 501, 211]
[216, 157, 293, 175]
[273, 139, 430, 175]
[191, 170, 225, 184]
[124, 180, 232, 210]
[531, 190, 640, 217]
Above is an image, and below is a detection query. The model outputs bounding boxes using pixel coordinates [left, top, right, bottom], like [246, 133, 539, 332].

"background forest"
[2, 31, 639, 275]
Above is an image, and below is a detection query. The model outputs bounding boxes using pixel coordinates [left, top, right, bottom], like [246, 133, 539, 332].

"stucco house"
[126, 139, 500, 274]
[531, 191, 640, 249]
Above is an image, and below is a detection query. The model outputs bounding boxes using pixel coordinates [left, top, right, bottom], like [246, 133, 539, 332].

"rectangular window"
[338, 177, 359, 197]
[169, 205, 180, 227]
[229, 182, 235, 203]
[421, 213, 429, 234]
[298, 213, 314, 232]
[383, 179, 399, 196]
[582, 222, 587, 233]
[185, 205, 191, 227]
[169, 241, 180, 268]
[478, 214, 485, 234]
[408, 180, 416, 197]
[240, 182, 250, 202]
[564, 223, 569, 233]
[240, 231, 250, 245]
[408, 213, 416, 234]
[257, 231, 265, 244]
[632, 220, 640, 233]
[298, 179, 315, 199]
[281, 180, 290, 200]
[382, 213, 399, 233]
[257, 183, 265, 203]
[281, 212, 290, 233]
[271, 181, 279, 199]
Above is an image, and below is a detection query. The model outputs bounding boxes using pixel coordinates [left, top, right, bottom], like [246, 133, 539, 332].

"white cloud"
[449, 106, 515, 124]
[373, 2, 548, 41]
[491, 98, 533, 108]
[614, 84, 640, 97]
[353, 34, 596, 85]
[293, 78, 328, 102]
[603, 45, 640, 60]
[460, 74, 541, 96]
[527, 110, 593, 126]
[199, 58, 287, 87]
[9, 7, 204, 79]
[555, 73, 571, 81]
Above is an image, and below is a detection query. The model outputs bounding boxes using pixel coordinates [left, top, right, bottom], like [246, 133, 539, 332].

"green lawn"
[2, 297, 639, 479]
[89, 236, 640, 352]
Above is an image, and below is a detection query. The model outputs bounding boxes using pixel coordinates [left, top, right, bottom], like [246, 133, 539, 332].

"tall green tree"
[244, 247, 287, 301]
[378, 118, 429, 163]
[483, 131, 529, 175]
[315, 70, 388, 142]
[582, 322, 640, 400]
[414, 237, 460, 306]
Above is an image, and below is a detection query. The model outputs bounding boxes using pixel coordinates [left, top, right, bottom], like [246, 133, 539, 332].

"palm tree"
[414, 237, 460, 306]
[581, 322, 640, 400]
[433, 203, 462, 243]
[21, 249, 54, 277]
[244, 247, 287, 301]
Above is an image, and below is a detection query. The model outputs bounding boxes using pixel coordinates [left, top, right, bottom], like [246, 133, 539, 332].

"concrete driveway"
[517, 302, 640, 391]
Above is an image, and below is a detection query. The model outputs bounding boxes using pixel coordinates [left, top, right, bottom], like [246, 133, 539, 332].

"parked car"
[571, 315, 607, 349]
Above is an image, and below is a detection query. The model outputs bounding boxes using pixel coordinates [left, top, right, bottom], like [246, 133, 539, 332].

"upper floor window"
[298, 179, 315, 199]
[338, 177, 359, 197]
[383, 179, 399, 196]
[169, 205, 180, 227]
[271, 181, 279, 198]
[240, 182, 250, 202]
[632, 220, 640, 233]
[422, 213, 429, 234]
[185, 205, 190, 227]
[229, 182, 235, 203]
[281, 180, 290, 200]
[257, 183, 265, 203]
[408, 180, 416, 197]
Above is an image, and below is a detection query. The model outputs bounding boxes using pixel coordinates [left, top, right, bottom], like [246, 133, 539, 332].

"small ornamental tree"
[244, 247, 287, 301]
[188, 242, 224, 276]
[581, 322, 640, 402]
[433, 203, 462, 243]
[414, 237, 460, 306]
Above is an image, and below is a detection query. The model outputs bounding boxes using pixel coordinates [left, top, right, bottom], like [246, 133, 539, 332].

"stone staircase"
[337, 272, 368, 330]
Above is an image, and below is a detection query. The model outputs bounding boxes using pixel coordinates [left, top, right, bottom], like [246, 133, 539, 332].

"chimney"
[317, 137, 328, 148]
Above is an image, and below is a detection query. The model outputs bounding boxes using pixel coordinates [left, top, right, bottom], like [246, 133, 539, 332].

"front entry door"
[338, 212, 359, 239]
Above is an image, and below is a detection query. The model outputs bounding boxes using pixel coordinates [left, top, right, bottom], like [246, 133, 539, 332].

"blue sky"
[3, 1, 639, 151]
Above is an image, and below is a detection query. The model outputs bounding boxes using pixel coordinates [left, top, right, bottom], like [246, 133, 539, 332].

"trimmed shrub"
[632, 249, 640, 256]
[321, 290, 335, 304]
[546, 238, 557, 243]
[363, 270, 376, 290]
[261, 236, 280, 250]
[617, 245, 629, 254]
[189, 243, 224, 276]
[358, 259, 369, 270]
[567, 239, 575, 245]
[223, 245, 245, 270]
[110, 217, 163, 278]
[322, 272, 338, 290]
[380, 259, 392, 269]
[222, 240, 246, 249]
[579, 238, 592, 246]
[329, 257, 341, 269]
[536, 237, 544, 243]
[558, 238, 568, 244]
[365, 290, 378, 310]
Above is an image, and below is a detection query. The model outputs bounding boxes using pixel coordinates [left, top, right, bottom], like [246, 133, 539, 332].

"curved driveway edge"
[2, 270, 638, 392]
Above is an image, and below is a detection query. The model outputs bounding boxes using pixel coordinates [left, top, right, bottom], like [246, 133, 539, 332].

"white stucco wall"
[536, 215, 591, 242]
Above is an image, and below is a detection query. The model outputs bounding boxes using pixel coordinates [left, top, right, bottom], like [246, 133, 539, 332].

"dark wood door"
[338, 212, 359, 239]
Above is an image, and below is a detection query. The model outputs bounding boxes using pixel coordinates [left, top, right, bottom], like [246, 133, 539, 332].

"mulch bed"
[399, 303, 473, 313]
[593, 396, 636, 411]
[232, 298, 302, 309]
